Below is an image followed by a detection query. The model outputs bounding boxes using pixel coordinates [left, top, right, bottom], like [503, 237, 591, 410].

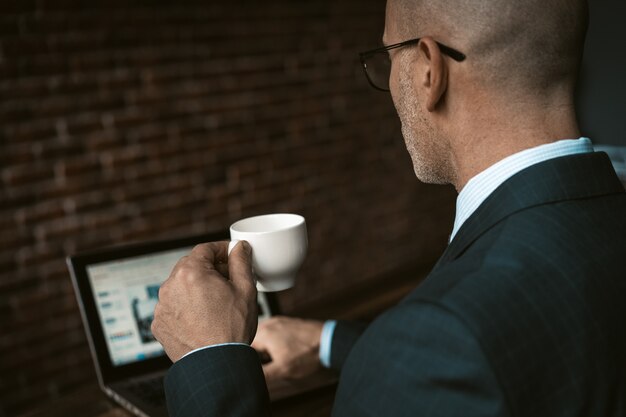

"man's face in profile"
[384, 0, 450, 185]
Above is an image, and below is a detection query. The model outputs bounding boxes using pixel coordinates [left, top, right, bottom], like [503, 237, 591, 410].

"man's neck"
[449, 101, 580, 192]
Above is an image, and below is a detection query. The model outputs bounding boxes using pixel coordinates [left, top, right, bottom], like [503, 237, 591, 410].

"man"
[151, 0, 626, 415]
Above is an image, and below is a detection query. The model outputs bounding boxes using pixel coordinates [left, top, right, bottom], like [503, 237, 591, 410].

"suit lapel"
[433, 152, 624, 270]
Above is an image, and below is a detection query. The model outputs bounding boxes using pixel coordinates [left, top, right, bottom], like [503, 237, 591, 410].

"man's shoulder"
[403, 193, 626, 377]
[406, 192, 626, 339]
[425, 197, 623, 286]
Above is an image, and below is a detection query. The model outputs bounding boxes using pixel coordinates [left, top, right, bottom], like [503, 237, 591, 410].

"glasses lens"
[364, 52, 391, 91]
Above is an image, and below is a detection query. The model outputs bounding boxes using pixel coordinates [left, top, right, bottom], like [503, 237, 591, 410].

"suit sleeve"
[164, 344, 270, 417]
[332, 301, 510, 416]
[329, 320, 369, 371]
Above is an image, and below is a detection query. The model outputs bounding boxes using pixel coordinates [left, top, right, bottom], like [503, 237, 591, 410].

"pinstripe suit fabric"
[164, 152, 626, 416]
[164, 344, 270, 416]
[332, 152, 626, 416]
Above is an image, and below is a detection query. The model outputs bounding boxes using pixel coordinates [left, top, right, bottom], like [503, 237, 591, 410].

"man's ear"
[416, 37, 448, 112]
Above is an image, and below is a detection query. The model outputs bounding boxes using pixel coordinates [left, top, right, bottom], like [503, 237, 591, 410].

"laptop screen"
[86, 247, 192, 366]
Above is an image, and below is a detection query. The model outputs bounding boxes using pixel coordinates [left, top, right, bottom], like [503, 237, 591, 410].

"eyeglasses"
[359, 38, 466, 92]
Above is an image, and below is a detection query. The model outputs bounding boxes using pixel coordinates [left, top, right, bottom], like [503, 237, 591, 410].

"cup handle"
[228, 239, 240, 256]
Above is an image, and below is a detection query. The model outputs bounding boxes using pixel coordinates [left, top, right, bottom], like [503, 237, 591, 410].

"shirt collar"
[450, 137, 594, 242]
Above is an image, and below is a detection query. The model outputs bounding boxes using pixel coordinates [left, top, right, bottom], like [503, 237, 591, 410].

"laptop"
[67, 230, 280, 417]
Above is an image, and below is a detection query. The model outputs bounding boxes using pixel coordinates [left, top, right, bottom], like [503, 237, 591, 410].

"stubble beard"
[396, 64, 450, 185]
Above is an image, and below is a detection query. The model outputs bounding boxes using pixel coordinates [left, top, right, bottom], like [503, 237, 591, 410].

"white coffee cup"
[227, 213, 308, 292]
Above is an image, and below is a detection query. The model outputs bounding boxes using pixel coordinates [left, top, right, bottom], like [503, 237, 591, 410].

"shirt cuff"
[319, 320, 337, 368]
[180, 342, 250, 360]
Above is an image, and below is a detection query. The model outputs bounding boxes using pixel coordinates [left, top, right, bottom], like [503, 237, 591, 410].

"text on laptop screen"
[87, 247, 192, 366]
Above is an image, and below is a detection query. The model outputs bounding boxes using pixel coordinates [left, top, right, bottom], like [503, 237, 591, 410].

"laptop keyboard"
[125, 375, 166, 406]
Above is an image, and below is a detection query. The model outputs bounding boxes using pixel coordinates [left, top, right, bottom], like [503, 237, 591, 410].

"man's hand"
[151, 241, 258, 362]
[252, 316, 324, 382]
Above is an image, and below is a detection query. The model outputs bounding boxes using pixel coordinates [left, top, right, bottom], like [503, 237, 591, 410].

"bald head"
[390, 0, 588, 96]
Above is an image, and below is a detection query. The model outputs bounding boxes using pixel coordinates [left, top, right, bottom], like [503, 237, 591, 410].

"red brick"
[2, 163, 53, 187]
[2, 121, 56, 144]
[0, 142, 37, 165]
[14, 200, 65, 225]
[0, 2, 457, 415]
[55, 154, 101, 178]
[14, 243, 64, 268]
[1, 35, 50, 57]
[0, 16, 20, 36]
[0, 78, 48, 100]
[84, 129, 123, 151]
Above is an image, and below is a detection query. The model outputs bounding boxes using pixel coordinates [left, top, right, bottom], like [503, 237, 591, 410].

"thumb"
[251, 322, 271, 352]
[228, 241, 256, 293]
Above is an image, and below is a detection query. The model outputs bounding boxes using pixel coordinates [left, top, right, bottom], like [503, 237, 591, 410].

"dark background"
[0, 1, 455, 415]
[576, 0, 626, 144]
[0, 0, 624, 416]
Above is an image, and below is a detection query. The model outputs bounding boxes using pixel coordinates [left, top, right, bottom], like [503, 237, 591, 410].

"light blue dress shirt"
[318, 137, 594, 368]
[449, 137, 594, 241]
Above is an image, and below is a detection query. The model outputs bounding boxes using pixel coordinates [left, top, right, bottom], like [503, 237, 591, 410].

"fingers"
[190, 241, 229, 266]
[262, 361, 284, 381]
[251, 320, 272, 351]
[250, 337, 263, 352]
[184, 240, 255, 294]
[228, 241, 256, 294]
[187, 241, 230, 277]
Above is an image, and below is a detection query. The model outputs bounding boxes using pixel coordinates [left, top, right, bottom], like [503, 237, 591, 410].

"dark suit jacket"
[164, 152, 626, 416]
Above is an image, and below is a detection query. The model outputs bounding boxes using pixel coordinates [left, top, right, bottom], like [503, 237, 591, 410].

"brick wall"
[0, 1, 455, 415]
